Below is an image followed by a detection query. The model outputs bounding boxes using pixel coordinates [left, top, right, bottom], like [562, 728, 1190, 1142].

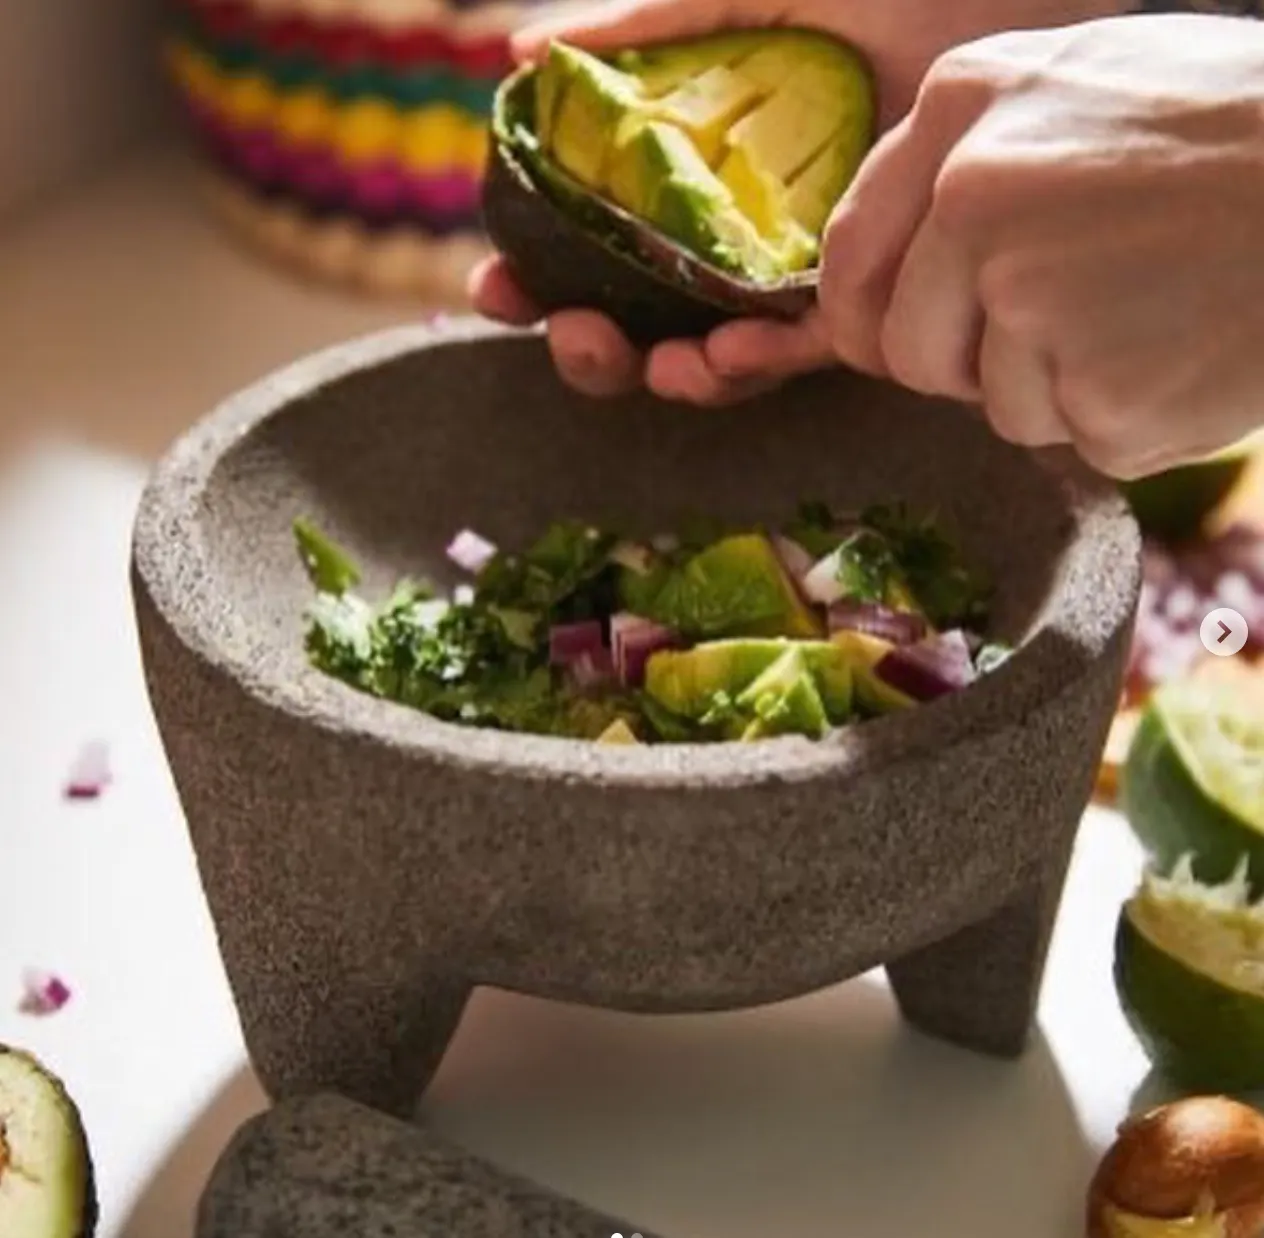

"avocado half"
[481, 29, 878, 348]
[0, 1045, 97, 1238]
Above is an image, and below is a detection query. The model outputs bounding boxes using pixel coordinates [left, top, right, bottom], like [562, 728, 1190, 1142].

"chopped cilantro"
[295, 501, 998, 745]
[294, 517, 362, 595]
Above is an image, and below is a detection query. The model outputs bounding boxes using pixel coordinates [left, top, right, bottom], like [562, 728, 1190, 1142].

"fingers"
[816, 65, 992, 377]
[704, 310, 837, 383]
[511, 0, 775, 61]
[880, 214, 984, 401]
[467, 254, 542, 326]
[547, 309, 645, 397]
[977, 320, 1066, 448]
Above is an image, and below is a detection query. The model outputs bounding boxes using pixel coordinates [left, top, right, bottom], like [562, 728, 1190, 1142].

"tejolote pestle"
[196, 1093, 663, 1238]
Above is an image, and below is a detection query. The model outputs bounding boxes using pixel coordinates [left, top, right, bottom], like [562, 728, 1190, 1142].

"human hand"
[468, 0, 1127, 403]
[806, 12, 1264, 478]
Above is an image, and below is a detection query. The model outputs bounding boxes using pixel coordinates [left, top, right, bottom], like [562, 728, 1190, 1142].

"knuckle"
[977, 255, 1040, 339]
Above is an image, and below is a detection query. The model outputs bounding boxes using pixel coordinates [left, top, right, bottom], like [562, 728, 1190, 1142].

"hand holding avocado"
[470, 0, 1126, 400]
[473, 0, 1264, 480]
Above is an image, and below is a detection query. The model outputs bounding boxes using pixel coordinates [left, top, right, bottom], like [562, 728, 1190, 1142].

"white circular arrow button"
[1200, 607, 1248, 657]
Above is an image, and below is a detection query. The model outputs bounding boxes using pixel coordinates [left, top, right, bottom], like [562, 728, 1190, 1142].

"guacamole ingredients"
[1114, 855, 1264, 1092]
[1087, 1096, 1264, 1238]
[446, 529, 498, 575]
[1128, 527, 1264, 704]
[17, 971, 71, 1017]
[62, 742, 111, 801]
[294, 516, 360, 596]
[296, 500, 1003, 744]
[0, 1046, 97, 1238]
[1121, 676, 1264, 896]
[874, 629, 978, 703]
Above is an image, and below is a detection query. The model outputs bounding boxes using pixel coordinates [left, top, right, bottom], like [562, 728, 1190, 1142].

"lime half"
[1120, 431, 1260, 541]
[1121, 678, 1264, 897]
[1115, 856, 1264, 1091]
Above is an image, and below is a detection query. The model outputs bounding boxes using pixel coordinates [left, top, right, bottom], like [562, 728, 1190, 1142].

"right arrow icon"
[1219, 620, 1232, 643]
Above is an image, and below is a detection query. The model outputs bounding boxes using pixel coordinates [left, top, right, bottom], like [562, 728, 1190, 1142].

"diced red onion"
[609, 540, 654, 575]
[802, 548, 846, 605]
[548, 620, 605, 667]
[828, 600, 926, 645]
[446, 529, 497, 575]
[19, 969, 71, 1015]
[875, 630, 977, 702]
[64, 740, 111, 799]
[1162, 583, 1199, 628]
[772, 535, 815, 584]
[569, 648, 616, 689]
[610, 611, 682, 687]
[1216, 569, 1254, 615]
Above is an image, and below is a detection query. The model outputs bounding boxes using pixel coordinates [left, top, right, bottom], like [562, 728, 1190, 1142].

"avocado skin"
[480, 66, 819, 351]
[0, 1044, 98, 1238]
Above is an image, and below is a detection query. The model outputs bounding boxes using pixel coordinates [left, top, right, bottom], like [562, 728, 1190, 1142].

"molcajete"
[130, 317, 1139, 1127]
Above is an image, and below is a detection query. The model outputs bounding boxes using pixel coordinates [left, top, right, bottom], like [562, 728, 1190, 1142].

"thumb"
[511, 0, 770, 63]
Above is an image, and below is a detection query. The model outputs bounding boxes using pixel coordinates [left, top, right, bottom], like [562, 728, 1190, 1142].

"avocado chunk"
[830, 631, 916, 715]
[623, 533, 824, 640]
[734, 646, 830, 739]
[644, 636, 853, 722]
[529, 29, 874, 281]
[597, 717, 640, 744]
[0, 1046, 96, 1238]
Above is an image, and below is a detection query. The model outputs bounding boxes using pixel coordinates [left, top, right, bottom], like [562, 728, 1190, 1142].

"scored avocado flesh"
[533, 32, 873, 281]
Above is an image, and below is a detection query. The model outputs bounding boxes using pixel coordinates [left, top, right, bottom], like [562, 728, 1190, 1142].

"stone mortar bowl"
[131, 317, 1139, 1237]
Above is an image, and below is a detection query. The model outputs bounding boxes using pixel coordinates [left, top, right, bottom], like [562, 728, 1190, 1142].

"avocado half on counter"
[481, 28, 878, 346]
[0, 1046, 96, 1238]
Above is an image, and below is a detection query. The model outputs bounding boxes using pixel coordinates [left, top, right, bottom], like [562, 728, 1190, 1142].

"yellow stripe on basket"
[166, 41, 489, 176]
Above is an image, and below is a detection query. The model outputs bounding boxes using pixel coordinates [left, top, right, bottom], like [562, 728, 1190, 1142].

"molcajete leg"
[885, 858, 1071, 1057]
[243, 965, 472, 1120]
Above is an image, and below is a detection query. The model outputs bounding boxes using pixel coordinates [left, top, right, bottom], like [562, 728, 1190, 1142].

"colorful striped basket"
[165, 0, 544, 297]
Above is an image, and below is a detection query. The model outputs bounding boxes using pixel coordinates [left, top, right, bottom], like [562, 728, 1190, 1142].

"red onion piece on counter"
[446, 529, 497, 574]
[19, 969, 71, 1015]
[828, 601, 926, 644]
[548, 620, 605, 667]
[876, 630, 977, 701]
[64, 740, 111, 799]
[610, 611, 681, 687]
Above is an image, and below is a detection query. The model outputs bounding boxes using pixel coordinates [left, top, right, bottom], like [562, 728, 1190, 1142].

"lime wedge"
[1114, 856, 1264, 1091]
[1121, 678, 1264, 896]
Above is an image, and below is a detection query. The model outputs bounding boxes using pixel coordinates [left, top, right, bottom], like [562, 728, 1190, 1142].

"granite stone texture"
[197, 1092, 663, 1238]
[130, 317, 1139, 1231]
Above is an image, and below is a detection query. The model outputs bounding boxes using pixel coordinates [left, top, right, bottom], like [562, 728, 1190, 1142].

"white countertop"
[0, 144, 1167, 1238]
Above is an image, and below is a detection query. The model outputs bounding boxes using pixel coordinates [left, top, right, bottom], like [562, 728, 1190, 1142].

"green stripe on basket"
[171, 11, 499, 115]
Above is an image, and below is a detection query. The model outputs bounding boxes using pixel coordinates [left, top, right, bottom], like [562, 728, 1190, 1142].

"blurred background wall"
[0, 0, 169, 225]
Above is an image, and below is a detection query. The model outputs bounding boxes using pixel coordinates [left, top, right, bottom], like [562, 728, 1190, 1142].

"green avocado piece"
[0, 1046, 97, 1238]
[611, 31, 764, 97]
[829, 631, 915, 715]
[528, 30, 874, 282]
[540, 43, 647, 187]
[644, 636, 852, 722]
[627, 533, 824, 640]
[597, 717, 641, 744]
[735, 646, 830, 739]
